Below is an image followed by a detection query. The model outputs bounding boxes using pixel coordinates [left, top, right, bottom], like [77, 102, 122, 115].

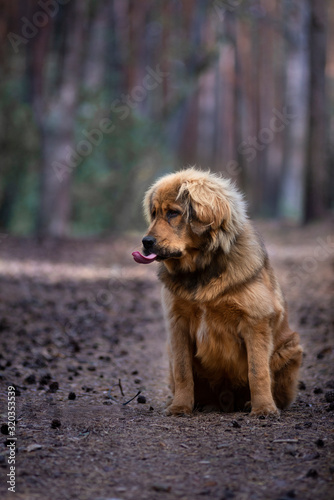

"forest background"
[0, 0, 333, 238]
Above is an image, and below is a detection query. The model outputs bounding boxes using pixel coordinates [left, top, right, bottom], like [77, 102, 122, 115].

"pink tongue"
[132, 251, 157, 264]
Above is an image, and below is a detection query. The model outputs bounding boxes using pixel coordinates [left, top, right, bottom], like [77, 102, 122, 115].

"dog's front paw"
[250, 402, 280, 417]
[165, 404, 193, 416]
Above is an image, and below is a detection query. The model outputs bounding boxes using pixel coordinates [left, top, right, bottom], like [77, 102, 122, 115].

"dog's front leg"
[243, 321, 279, 417]
[166, 325, 194, 416]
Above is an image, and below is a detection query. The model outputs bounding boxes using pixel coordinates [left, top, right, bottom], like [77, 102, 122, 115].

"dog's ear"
[178, 180, 231, 235]
[143, 186, 155, 224]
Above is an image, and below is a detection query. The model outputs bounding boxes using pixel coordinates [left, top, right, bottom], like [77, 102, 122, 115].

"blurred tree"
[304, 0, 328, 221]
[34, 1, 87, 237]
[279, 0, 310, 222]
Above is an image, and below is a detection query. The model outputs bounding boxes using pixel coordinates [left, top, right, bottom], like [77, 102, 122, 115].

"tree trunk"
[304, 0, 328, 222]
[279, 0, 310, 222]
[84, 3, 109, 93]
[214, 12, 236, 173]
[37, 1, 86, 238]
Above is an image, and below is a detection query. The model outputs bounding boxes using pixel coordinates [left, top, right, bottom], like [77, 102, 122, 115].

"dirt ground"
[0, 221, 333, 500]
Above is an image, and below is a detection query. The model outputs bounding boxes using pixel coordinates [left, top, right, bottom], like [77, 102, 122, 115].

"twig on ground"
[118, 379, 124, 397]
[106, 389, 119, 403]
[123, 391, 141, 406]
[273, 439, 299, 443]
[107, 379, 125, 402]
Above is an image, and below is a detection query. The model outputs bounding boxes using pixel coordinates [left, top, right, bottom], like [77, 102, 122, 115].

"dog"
[132, 168, 303, 416]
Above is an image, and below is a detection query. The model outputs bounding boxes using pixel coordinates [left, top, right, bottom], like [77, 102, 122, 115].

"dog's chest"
[193, 304, 247, 381]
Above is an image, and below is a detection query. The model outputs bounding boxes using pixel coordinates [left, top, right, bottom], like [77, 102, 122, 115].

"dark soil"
[0, 222, 333, 500]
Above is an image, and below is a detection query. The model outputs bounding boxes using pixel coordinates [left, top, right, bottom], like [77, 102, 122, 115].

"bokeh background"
[0, 0, 333, 238]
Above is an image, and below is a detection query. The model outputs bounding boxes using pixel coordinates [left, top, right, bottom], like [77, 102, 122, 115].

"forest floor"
[0, 221, 333, 500]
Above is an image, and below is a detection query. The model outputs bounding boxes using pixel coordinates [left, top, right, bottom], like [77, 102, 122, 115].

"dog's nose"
[142, 236, 156, 250]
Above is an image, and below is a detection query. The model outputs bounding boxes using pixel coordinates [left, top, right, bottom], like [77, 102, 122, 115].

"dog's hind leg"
[271, 332, 303, 409]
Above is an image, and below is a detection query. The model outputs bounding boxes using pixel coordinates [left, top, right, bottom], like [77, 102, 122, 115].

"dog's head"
[132, 168, 247, 269]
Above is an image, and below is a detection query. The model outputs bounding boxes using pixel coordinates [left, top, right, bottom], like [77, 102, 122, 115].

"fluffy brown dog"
[132, 168, 303, 416]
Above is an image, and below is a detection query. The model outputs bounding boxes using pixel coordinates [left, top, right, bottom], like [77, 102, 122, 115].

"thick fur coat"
[135, 168, 303, 416]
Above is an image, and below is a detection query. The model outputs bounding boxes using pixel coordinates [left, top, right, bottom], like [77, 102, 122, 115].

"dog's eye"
[151, 210, 156, 219]
[167, 210, 180, 220]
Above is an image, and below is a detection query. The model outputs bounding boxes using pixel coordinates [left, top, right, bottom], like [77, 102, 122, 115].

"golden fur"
[141, 168, 303, 416]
